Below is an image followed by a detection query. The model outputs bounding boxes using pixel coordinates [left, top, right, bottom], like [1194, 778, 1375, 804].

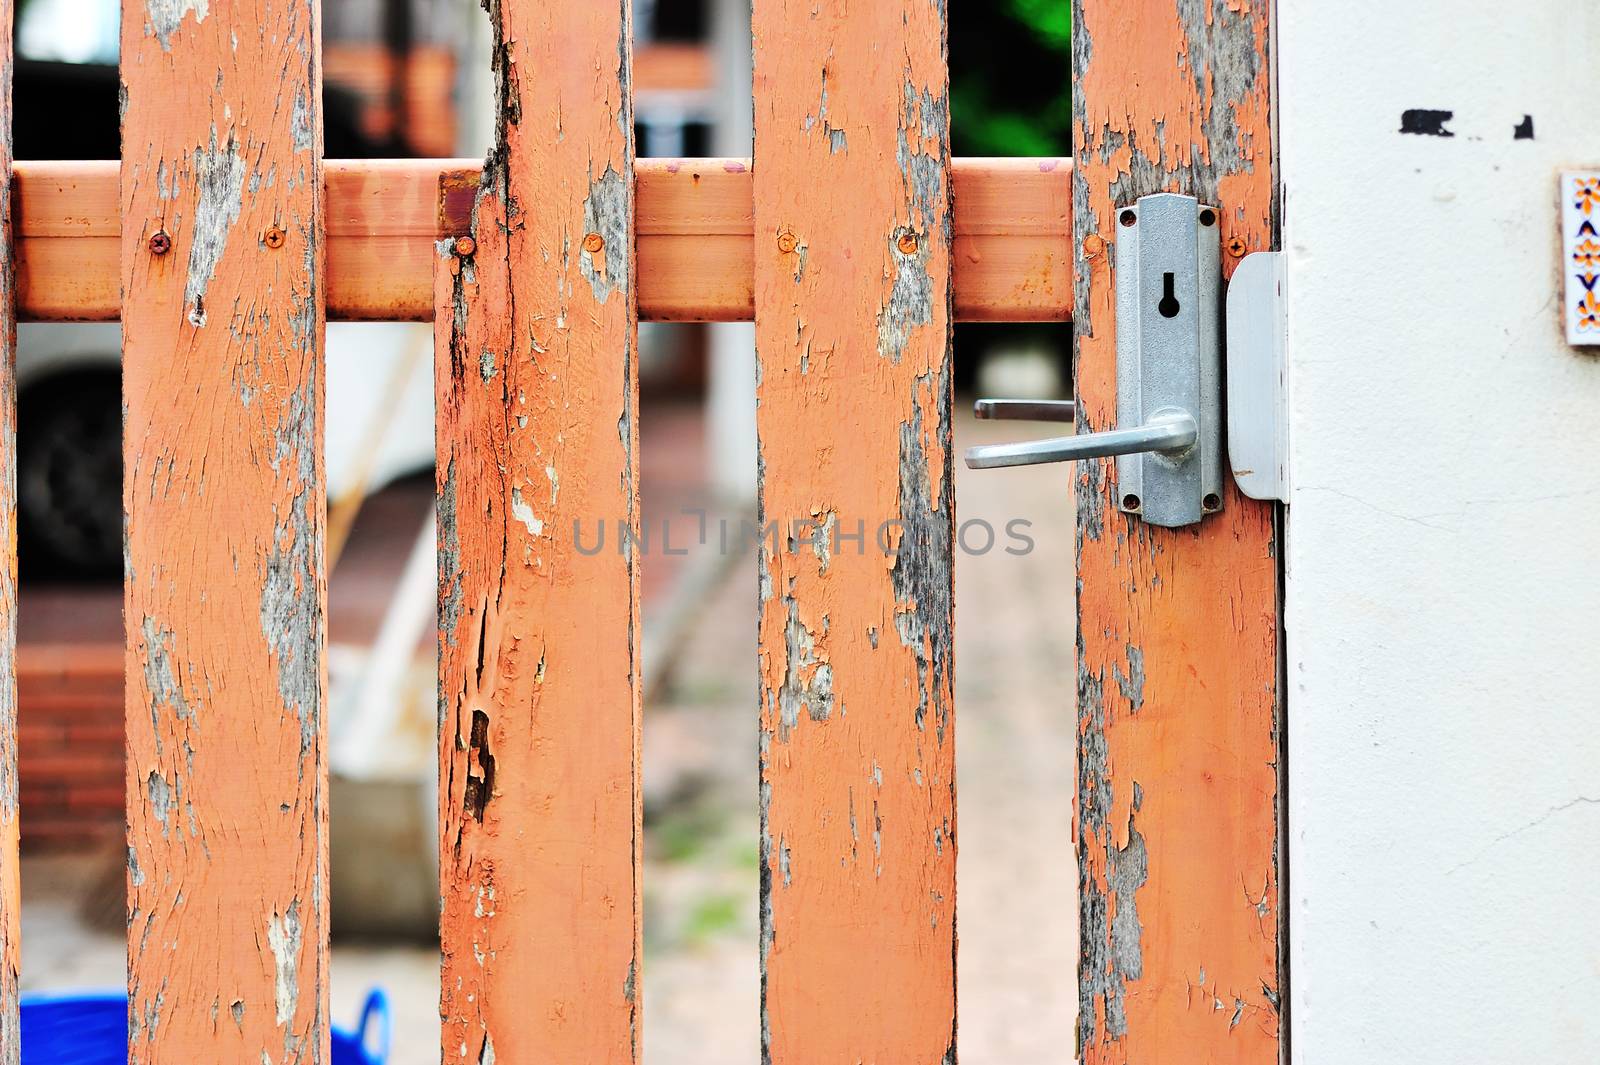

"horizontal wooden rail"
[13, 157, 1070, 323]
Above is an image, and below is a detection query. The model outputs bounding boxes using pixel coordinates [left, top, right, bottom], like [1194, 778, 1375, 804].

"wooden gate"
[0, 0, 1280, 1061]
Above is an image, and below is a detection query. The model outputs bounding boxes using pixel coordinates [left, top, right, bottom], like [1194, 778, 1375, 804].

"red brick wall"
[17, 645, 124, 847]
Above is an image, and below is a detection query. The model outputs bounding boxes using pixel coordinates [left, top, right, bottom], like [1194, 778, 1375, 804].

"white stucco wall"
[1280, 4, 1600, 1060]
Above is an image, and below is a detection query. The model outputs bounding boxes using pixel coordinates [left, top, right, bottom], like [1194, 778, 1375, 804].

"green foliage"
[647, 791, 726, 864]
[683, 893, 743, 946]
[1007, 0, 1072, 51]
[950, 3, 1072, 157]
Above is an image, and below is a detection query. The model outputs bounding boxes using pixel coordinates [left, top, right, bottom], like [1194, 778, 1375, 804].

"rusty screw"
[896, 232, 919, 255]
[263, 226, 286, 249]
[583, 232, 605, 254]
[776, 231, 798, 254]
[1226, 235, 1248, 258]
[454, 235, 477, 257]
[148, 230, 171, 256]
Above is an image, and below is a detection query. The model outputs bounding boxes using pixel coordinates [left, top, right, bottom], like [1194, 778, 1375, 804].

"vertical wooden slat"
[752, 2, 956, 1061]
[121, 0, 328, 1060]
[433, 1, 640, 1061]
[0, 0, 17, 1058]
[1072, 2, 1281, 1061]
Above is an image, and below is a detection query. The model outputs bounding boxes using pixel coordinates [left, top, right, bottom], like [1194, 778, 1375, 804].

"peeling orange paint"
[0, 0, 17, 1058]
[433, 1, 640, 1063]
[1073, 2, 1281, 1063]
[753, 1, 956, 1061]
[13, 158, 1073, 324]
[120, 0, 329, 1060]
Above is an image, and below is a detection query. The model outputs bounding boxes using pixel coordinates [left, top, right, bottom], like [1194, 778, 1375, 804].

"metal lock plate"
[1113, 193, 1224, 527]
[1225, 250, 1289, 502]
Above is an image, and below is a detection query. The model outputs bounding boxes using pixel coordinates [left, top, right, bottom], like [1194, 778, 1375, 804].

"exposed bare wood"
[14, 157, 1070, 322]
[1072, 1, 1282, 1061]
[121, 0, 328, 1059]
[753, 0, 956, 1061]
[433, 1, 640, 1061]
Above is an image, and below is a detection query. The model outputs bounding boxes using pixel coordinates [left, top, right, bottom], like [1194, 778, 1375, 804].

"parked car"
[12, 0, 437, 576]
[16, 322, 437, 576]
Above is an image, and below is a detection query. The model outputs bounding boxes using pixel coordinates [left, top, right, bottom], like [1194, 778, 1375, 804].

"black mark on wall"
[1513, 114, 1535, 140]
[1400, 109, 1455, 137]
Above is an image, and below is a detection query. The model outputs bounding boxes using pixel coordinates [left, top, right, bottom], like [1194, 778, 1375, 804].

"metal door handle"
[972, 398, 1077, 423]
[962, 192, 1223, 527]
[964, 402, 1196, 469]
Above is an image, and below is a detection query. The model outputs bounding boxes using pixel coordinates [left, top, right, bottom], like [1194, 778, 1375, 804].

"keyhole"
[1158, 271, 1181, 318]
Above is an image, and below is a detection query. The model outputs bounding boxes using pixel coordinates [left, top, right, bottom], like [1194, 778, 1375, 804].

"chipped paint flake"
[183, 133, 247, 327]
[267, 903, 302, 1025]
[509, 488, 542, 537]
[579, 165, 629, 303]
[145, 0, 209, 49]
[290, 86, 314, 154]
[777, 597, 833, 735]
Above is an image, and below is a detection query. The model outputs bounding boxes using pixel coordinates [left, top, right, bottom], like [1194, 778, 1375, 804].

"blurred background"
[11, 1, 1076, 1061]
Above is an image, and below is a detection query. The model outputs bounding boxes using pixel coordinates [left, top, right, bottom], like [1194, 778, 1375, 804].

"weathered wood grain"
[120, 0, 328, 1060]
[1072, 1, 1282, 1061]
[13, 158, 1071, 323]
[433, 1, 640, 1061]
[752, 0, 956, 1060]
[0, 0, 18, 1057]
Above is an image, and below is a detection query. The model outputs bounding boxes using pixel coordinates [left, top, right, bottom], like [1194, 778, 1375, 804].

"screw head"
[896, 232, 919, 255]
[148, 231, 171, 256]
[583, 232, 605, 253]
[263, 226, 285, 249]
[454, 235, 477, 257]
[1227, 235, 1248, 258]
[776, 231, 798, 254]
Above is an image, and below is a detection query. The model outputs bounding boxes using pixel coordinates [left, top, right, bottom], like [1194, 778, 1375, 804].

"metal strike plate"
[1113, 193, 1223, 527]
[1225, 251, 1289, 501]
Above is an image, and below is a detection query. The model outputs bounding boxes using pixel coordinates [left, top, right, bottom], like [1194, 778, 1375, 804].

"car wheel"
[18, 371, 122, 578]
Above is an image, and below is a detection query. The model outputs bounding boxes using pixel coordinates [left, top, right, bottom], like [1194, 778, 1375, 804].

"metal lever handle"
[973, 398, 1077, 423]
[964, 405, 1197, 470]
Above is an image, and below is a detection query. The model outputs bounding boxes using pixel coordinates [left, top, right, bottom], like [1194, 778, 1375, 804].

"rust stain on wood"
[121, 0, 328, 1060]
[753, 1, 956, 1061]
[1073, 1, 1281, 1061]
[433, 0, 641, 1062]
[0, 0, 18, 1058]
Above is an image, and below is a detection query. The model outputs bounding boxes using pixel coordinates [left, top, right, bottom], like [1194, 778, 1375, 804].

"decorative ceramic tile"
[1563, 171, 1600, 346]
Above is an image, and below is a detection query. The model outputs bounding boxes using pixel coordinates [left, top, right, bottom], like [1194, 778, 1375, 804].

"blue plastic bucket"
[20, 987, 391, 1065]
